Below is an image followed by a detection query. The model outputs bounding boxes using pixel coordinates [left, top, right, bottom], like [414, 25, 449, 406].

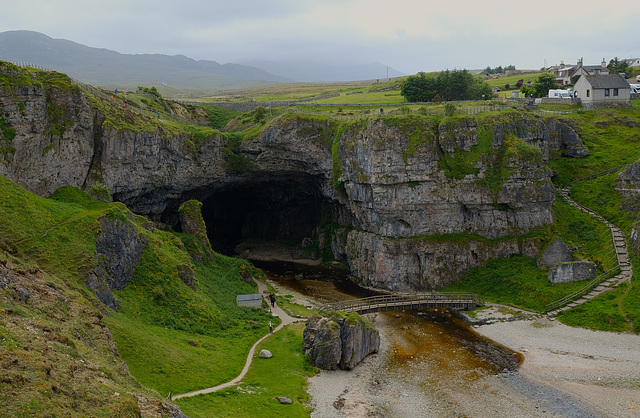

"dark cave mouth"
[198, 174, 327, 256]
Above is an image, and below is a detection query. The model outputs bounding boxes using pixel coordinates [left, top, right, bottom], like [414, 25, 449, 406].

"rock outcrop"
[538, 238, 573, 269]
[615, 160, 640, 197]
[178, 199, 212, 263]
[303, 313, 380, 370]
[86, 213, 147, 310]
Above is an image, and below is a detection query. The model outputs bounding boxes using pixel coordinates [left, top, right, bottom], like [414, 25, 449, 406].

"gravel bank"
[475, 317, 640, 417]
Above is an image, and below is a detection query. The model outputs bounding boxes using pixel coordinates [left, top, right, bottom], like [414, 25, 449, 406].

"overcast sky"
[2, 0, 637, 75]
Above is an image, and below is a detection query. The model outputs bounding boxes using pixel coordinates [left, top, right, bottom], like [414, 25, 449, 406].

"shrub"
[444, 103, 457, 117]
[253, 106, 267, 123]
[88, 184, 111, 202]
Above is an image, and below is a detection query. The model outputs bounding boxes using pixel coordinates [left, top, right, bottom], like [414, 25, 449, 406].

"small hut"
[236, 294, 263, 309]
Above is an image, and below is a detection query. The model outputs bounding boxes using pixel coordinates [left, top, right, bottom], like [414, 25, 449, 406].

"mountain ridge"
[0, 30, 292, 89]
[242, 59, 406, 82]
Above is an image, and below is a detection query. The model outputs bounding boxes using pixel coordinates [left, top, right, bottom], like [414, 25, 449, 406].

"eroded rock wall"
[344, 230, 542, 291]
[0, 79, 94, 196]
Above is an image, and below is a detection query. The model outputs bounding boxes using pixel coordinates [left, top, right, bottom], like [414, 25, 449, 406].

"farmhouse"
[553, 58, 609, 85]
[574, 74, 631, 110]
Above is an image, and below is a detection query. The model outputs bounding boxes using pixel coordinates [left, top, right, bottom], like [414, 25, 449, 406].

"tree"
[607, 57, 629, 74]
[400, 72, 438, 102]
[401, 70, 492, 102]
[530, 73, 559, 98]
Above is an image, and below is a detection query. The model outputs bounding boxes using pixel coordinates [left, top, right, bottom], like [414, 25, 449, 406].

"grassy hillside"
[0, 174, 302, 415]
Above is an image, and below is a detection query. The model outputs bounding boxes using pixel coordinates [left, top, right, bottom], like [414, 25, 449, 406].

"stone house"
[553, 58, 609, 85]
[574, 74, 631, 109]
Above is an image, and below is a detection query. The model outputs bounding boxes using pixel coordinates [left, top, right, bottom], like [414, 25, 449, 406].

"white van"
[630, 84, 640, 94]
[548, 89, 572, 98]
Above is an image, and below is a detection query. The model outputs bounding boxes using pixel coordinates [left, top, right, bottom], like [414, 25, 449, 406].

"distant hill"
[243, 59, 406, 82]
[0, 30, 293, 90]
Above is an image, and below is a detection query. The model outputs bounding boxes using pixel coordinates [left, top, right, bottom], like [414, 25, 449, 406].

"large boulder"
[303, 313, 380, 370]
[538, 237, 573, 269]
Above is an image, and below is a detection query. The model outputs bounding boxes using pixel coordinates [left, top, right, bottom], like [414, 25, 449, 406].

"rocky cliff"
[0, 63, 591, 291]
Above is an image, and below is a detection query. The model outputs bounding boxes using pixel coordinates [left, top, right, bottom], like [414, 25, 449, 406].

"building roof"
[236, 294, 262, 301]
[582, 75, 630, 89]
[571, 65, 608, 77]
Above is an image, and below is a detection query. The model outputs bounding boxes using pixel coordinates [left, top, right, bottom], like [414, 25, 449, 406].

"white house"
[574, 75, 631, 109]
[624, 58, 640, 67]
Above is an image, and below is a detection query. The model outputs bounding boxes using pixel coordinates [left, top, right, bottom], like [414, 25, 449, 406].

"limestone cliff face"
[0, 76, 94, 196]
[337, 116, 559, 240]
[344, 230, 542, 290]
[96, 127, 228, 219]
[0, 68, 591, 291]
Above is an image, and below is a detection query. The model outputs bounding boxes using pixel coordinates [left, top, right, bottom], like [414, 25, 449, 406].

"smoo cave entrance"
[197, 174, 328, 260]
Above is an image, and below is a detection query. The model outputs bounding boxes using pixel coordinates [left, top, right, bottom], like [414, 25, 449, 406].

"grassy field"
[175, 322, 316, 417]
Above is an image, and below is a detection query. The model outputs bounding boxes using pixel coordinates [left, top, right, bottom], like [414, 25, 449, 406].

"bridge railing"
[321, 292, 483, 313]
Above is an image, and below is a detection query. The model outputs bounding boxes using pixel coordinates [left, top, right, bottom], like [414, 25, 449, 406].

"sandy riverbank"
[307, 307, 640, 417]
[475, 316, 640, 417]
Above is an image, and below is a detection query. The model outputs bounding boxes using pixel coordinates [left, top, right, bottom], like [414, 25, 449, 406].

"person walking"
[268, 320, 273, 334]
[269, 293, 276, 307]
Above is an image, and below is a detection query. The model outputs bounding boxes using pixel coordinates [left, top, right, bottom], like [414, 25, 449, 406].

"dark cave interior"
[197, 173, 326, 255]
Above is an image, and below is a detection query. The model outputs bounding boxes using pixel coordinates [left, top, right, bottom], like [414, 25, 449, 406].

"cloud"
[1, 0, 637, 75]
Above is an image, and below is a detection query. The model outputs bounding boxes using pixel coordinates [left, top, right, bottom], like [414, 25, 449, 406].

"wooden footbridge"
[321, 292, 483, 314]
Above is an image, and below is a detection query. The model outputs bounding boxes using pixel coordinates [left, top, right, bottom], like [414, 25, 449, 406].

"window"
[613, 88, 619, 96]
[594, 69, 600, 74]
[605, 89, 610, 97]
[586, 89, 590, 97]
